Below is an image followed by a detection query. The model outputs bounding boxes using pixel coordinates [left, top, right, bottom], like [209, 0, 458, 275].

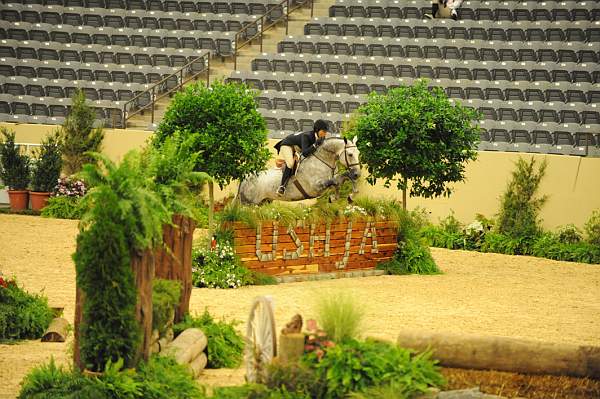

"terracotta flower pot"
[8, 190, 29, 211]
[30, 191, 51, 211]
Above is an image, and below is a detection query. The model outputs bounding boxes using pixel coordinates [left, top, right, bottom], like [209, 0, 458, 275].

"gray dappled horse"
[238, 137, 361, 205]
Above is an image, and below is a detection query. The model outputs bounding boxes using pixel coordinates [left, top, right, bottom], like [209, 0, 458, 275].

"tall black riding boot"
[277, 166, 293, 195]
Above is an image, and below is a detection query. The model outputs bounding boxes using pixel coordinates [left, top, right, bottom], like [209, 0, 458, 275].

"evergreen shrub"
[152, 279, 181, 336]
[41, 196, 84, 219]
[31, 134, 62, 192]
[0, 128, 30, 190]
[0, 276, 54, 342]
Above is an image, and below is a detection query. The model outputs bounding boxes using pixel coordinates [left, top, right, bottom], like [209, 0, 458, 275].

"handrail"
[122, 0, 313, 128]
[234, 0, 314, 69]
[122, 53, 210, 128]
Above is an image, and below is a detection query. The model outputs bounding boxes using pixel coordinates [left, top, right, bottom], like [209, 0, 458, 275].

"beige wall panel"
[3, 124, 598, 229]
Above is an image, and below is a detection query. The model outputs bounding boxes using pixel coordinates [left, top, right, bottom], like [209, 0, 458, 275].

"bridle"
[311, 139, 360, 181]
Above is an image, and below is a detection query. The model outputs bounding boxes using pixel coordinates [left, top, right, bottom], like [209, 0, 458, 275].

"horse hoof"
[347, 195, 354, 204]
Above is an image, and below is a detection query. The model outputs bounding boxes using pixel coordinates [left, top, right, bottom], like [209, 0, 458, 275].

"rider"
[274, 120, 329, 196]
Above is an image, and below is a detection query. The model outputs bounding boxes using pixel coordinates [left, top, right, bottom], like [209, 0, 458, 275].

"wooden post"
[208, 181, 214, 243]
[178, 216, 195, 322]
[131, 249, 155, 364]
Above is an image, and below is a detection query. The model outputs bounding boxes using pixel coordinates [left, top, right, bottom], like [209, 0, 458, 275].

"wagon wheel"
[245, 296, 277, 383]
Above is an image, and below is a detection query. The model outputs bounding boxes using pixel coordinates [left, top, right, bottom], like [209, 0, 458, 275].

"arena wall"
[4, 122, 599, 230]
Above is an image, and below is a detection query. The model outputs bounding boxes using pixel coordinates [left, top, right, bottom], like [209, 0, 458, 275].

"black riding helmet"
[313, 119, 329, 134]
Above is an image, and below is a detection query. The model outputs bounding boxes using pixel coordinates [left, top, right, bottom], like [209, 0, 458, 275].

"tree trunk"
[73, 286, 84, 370]
[402, 177, 407, 211]
[130, 249, 155, 365]
[208, 180, 214, 243]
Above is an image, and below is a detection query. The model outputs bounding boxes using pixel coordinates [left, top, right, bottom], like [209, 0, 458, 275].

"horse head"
[340, 136, 361, 181]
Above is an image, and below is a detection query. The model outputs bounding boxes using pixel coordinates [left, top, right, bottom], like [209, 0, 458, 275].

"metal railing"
[122, 0, 312, 128]
[122, 53, 210, 128]
[233, 0, 314, 69]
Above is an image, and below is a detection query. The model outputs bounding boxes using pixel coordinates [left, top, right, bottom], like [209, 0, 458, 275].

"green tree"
[344, 80, 480, 209]
[58, 89, 104, 175]
[0, 128, 30, 190]
[496, 157, 547, 242]
[31, 133, 62, 192]
[153, 80, 270, 237]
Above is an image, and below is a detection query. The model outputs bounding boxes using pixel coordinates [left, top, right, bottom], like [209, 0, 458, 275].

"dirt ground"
[1, 214, 599, 399]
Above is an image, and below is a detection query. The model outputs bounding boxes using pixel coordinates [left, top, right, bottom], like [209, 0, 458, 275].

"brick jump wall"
[232, 219, 398, 275]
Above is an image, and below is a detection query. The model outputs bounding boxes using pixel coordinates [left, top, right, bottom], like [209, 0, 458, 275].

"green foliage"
[531, 233, 600, 264]
[496, 157, 547, 246]
[173, 310, 244, 369]
[249, 271, 278, 286]
[135, 355, 206, 399]
[192, 243, 252, 289]
[378, 209, 440, 275]
[212, 384, 310, 399]
[79, 151, 170, 252]
[0, 127, 30, 190]
[18, 356, 206, 399]
[142, 132, 211, 221]
[261, 363, 326, 399]
[344, 80, 479, 203]
[41, 196, 84, 219]
[152, 279, 181, 336]
[346, 383, 413, 399]
[31, 133, 63, 192]
[555, 224, 582, 244]
[58, 89, 104, 175]
[0, 277, 54, 342]
[584, 210, 600, 246]
[220, 198, 402, 229]
[302, 339, 445, 399]
[73, 192, 140, 371]
[154, 80, 270, 189]
[315, 292, 364, 343]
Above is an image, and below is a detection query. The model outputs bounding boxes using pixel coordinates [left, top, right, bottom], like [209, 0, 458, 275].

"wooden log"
[42, 317, 70, 342]
[162, 328, 207, 365]
[396, 331, 600, 379]
[188, 352, 208, 378]
[278, 333, 306, 364]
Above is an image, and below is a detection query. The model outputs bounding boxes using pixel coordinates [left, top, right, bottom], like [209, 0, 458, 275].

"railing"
[122, 53, 210, 128]
[233, 0, 314, 69]
[122, 0, 312, 128]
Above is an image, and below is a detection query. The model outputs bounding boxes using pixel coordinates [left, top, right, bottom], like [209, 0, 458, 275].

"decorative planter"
[7, 190, 29, 211]
[30, 191, 51, 211]
[231, 219, 398, 276]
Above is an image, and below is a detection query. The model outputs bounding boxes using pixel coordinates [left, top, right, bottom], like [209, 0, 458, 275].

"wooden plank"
[235, 237, 397, 255]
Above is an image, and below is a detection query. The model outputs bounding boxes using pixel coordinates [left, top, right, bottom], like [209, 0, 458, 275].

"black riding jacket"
[274, 130, 320, 158]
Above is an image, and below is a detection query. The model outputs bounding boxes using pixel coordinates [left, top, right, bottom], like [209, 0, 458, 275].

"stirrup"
[276, 185, 286, 196]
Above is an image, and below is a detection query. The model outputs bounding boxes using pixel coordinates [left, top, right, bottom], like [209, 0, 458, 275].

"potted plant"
[30, 133, 62, 211]
[0, 128, 31, 211]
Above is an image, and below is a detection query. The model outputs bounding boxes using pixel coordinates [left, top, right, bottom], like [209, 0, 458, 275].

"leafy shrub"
[584, 210, 600, 246]
[555, 224, 582, 244]
[173, 310, 244, 369]
[0, 277, 54, 342]
[31, 133, 62, 192]
[531, 234, 600, 264]
[346, 383, 413, 399]
[213, 384, 310, 399]
[481, 231, 523, 255]
[496, 157, 547, 248]
[0, 127, 30, 190]
[152, 279, 181, 336]
[41, 196, 84, 219]
[302, 339, 444, 399]
[192, 243, 252, 289]
[261, 363, 326, 399]
[315, 292, 364, 343]
[18, 356, 205, 399]
[379, 209, 440, 275]
[249, 271, 278, 286]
